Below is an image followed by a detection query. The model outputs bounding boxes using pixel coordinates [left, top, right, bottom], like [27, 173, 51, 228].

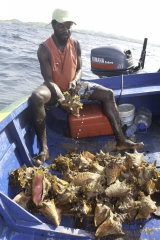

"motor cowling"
[91, 45, 135, 77]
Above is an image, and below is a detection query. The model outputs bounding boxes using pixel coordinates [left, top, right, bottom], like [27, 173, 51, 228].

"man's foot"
[116, 139, 144, 151]
[32, 149, 50, 165]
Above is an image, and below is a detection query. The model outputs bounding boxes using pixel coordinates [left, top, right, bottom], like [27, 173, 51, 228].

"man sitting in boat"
[31, 8, 144, 165]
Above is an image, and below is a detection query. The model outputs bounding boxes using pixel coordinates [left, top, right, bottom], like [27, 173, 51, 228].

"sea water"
[0, 22, 160, 110]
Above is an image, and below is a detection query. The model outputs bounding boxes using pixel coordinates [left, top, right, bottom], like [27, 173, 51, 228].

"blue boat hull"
[1, 72, 160, 239]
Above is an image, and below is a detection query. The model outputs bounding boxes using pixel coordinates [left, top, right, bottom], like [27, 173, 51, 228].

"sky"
[0, 0, 160, 44]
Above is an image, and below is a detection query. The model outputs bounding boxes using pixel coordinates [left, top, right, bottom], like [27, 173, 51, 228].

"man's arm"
[68, 40, 82, 89]
[37, 45, 64, 100]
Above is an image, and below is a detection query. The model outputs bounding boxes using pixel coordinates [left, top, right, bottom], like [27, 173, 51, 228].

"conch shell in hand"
[62, 91, 83, 117]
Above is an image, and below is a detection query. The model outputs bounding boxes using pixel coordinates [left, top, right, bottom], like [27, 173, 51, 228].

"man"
[31, 8, 144, 165]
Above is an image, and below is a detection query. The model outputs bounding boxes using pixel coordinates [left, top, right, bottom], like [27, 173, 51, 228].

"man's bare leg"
[89, 86, 144, 151]
[31, 85, 54, 165]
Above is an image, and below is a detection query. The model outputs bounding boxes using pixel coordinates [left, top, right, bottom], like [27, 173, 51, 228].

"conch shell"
[116, 195, 139, 222]
[95, 210, 124, 237]
[94, 203, 110, 227]
[137, 161, 158, 186]
[94, 150, 106, 165]
[56, 185, 80, 205]
[32, 169, 44, 205]
[105, 160, 126, 185]
[89, 161, 104, 174]
[105, 179, 131, 198]
[51, 155, 74, 173]
[70, 200, 92, 215]
[62, 91, 83, 117]
[82, 151, 94, 160]
[50, 175, 69, 195]
[39, 200, 62, 226]
[72, 153, 92, 170]
[71, 172, 101, 187]
[13, 191, 31, 210]
[42, 176, 51, 200]
[125, 149, 145, 168]
[135, 193, 157, 219]
[142, 179, 157, 195]
[9, 164, 33, 188]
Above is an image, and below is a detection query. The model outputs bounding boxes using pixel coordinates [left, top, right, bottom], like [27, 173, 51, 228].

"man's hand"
[58, 97, 72, 114]
[68, 79, 76, 90]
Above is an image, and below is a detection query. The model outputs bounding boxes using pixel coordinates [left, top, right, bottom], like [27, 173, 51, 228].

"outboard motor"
[91, 38, 148, 77]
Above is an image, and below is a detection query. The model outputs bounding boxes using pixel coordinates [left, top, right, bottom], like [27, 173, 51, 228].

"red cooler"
[68, 103, 113, 139]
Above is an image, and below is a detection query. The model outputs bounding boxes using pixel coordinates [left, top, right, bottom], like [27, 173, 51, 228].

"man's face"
[53, 21, 73, 44]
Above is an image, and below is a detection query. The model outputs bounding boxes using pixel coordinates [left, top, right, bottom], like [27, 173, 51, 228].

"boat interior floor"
[46, 108, 160, 169]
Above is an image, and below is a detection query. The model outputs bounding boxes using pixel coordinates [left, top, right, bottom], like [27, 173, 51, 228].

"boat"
[1, 71, 160, 240]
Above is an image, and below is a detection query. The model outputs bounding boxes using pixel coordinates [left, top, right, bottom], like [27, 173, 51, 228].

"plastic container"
[126, 122, 137, 137]
[118, 104, 135, 126]
[134, 107, 152, 133]
[68, 103, 113, 138]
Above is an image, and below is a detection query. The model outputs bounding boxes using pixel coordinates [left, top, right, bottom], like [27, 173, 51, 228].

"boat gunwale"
[0, 94, 31, 131]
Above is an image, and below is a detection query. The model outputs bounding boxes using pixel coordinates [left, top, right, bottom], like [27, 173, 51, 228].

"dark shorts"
[43, 81, 100, 109]
[77, 81, 99, 99]
[42, 81, 99, 99]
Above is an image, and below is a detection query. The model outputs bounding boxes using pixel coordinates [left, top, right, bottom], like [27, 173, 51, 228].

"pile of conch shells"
[9, 150, 160, 237]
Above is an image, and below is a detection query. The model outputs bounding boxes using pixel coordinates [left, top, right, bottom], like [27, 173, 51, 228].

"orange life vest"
[43, 35, 77, 92]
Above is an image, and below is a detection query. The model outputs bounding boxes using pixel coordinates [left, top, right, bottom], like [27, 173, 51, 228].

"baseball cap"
[47, 8, 76, 25]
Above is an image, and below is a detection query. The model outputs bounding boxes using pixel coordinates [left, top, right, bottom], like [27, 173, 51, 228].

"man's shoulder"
[38, 35, 52, 54]
[43, 36, 52, 44]
[37, 44, 48, 61]
[70, 37, 78, 44]
[70, 38, 80, 54]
